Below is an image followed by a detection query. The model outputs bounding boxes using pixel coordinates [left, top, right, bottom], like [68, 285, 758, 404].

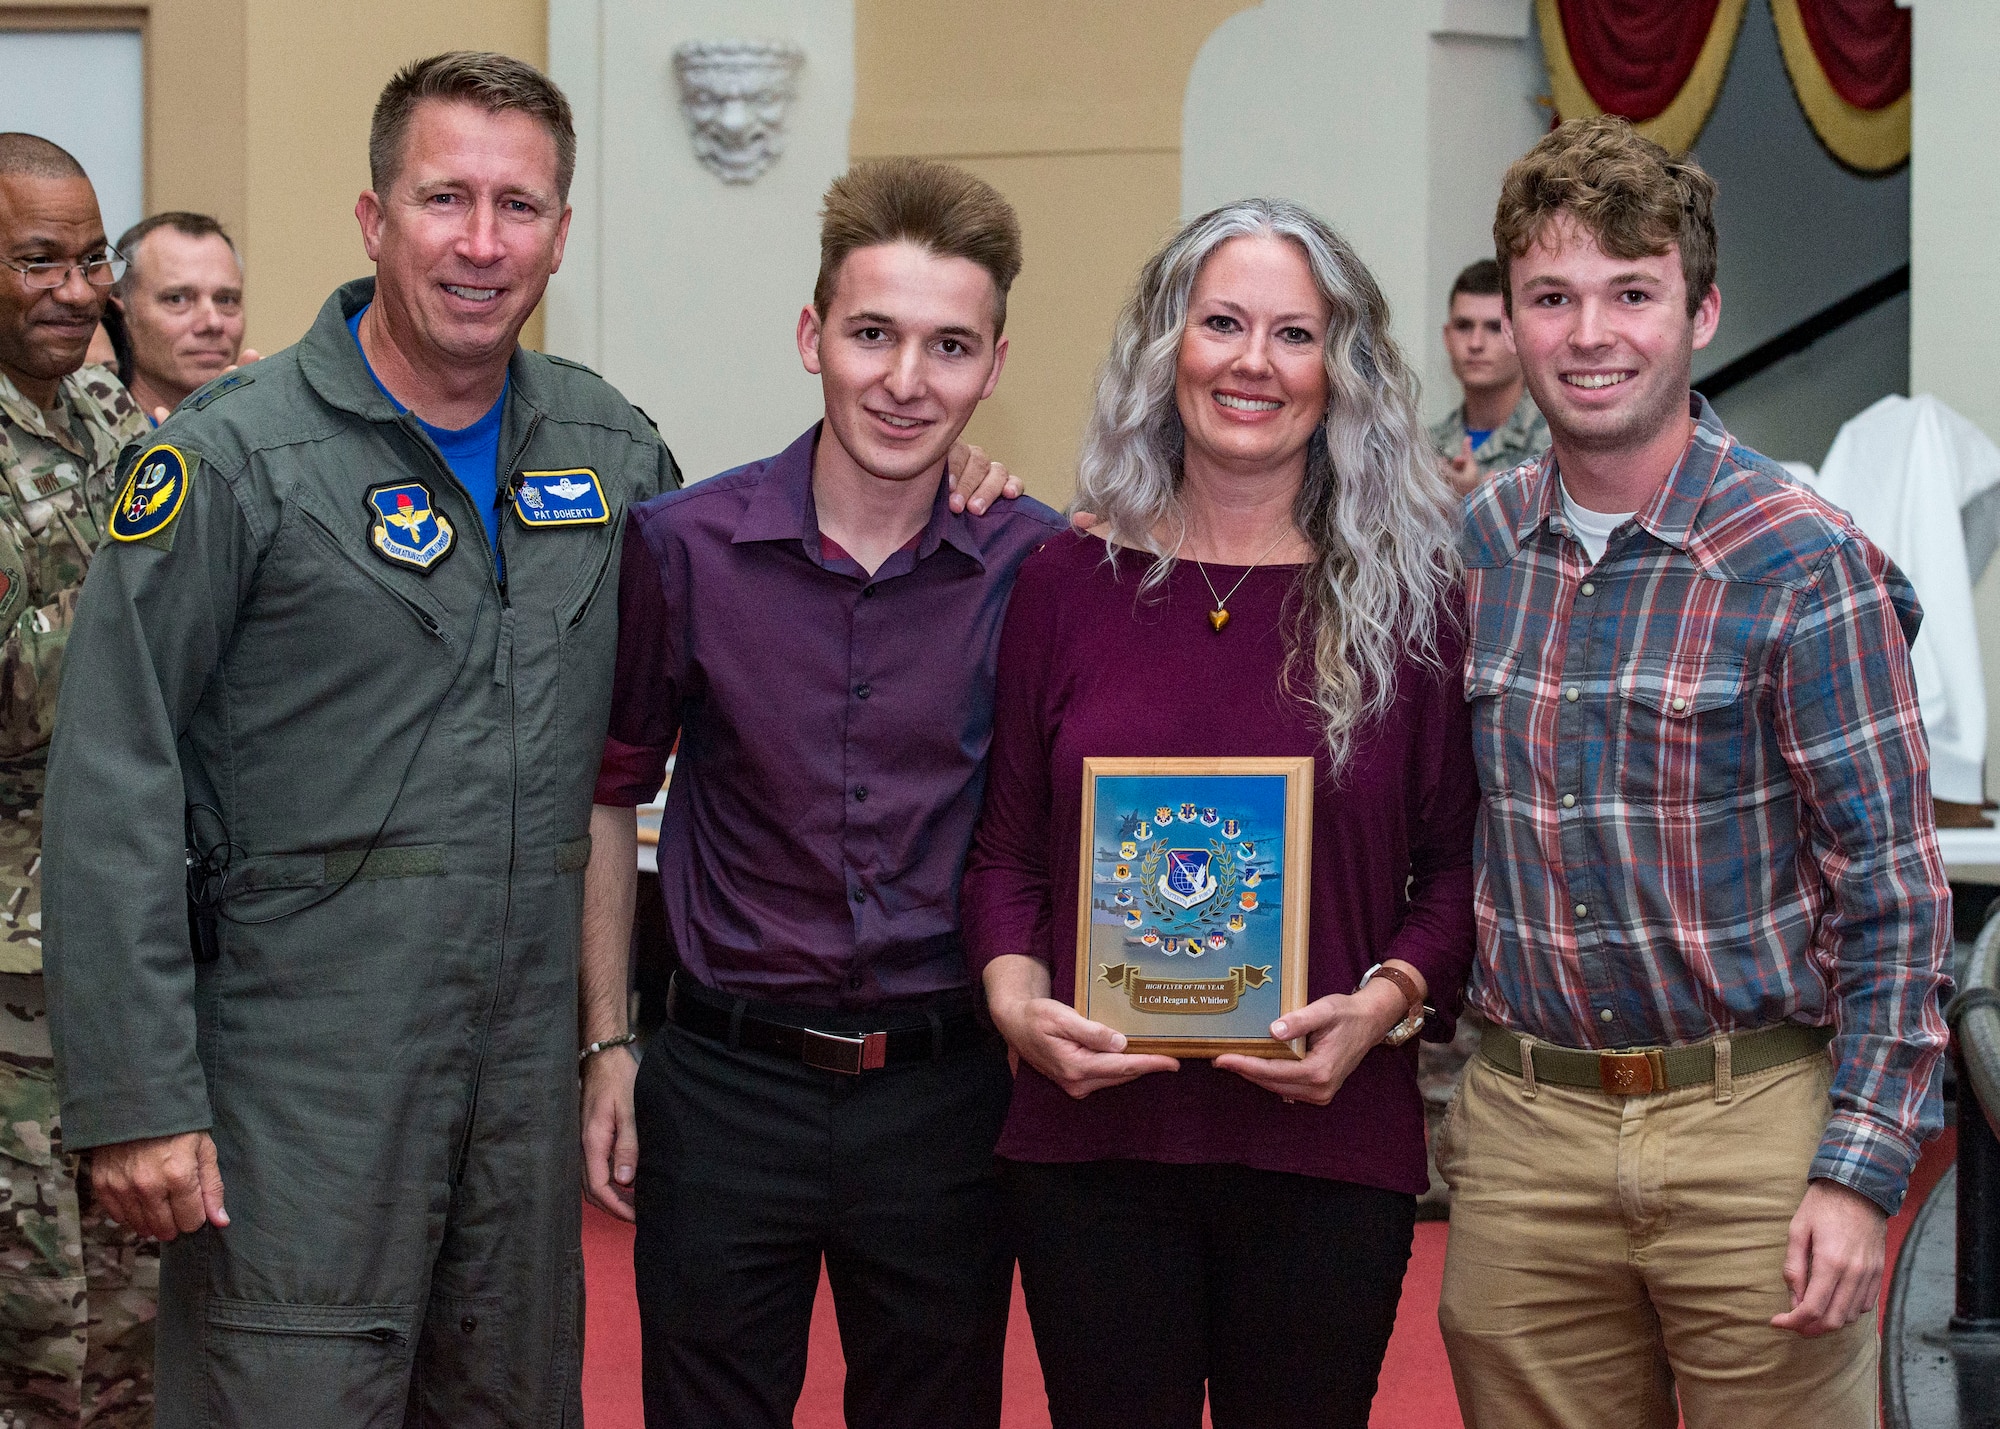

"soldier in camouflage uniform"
[0, 134, 156, 1426]
[1428, 258, 1550, 500]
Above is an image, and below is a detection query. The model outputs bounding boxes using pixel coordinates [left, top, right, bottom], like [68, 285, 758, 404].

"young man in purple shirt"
[578, 159, 1062, 1428]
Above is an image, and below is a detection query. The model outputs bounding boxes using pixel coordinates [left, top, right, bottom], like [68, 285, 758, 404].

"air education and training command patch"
[366, 481, 455, 573]
[513, 468, 609, 528]
[110, 444, 193, 542]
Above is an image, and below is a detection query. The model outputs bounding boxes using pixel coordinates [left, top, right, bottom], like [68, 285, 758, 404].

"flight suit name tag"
[110, 444, 192, 542]
[366, 481, 455, 573]
[513, 469, 608, 528]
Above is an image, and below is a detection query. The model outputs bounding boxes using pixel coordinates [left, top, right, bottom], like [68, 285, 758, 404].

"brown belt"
[1479, 1020, 1834, 1096]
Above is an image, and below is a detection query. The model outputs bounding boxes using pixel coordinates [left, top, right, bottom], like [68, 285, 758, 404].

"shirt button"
[851, 888, 866, 905]
[1562, 794, 1576, 808]
[848, 973, 863, 990]
[855, 683, 872, 700]
[854, 786, 868, 802]
[862, 586, 877, 598]
[1671, 697, 1688, 712]
[1565, 687, 1580, 703]
[1580, 582, 1595, 596]
[1574, 903, 1588, 918]
[1599, 1008, 1615, 1024]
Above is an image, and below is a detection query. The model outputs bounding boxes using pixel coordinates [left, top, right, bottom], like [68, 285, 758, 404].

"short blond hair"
[813, 159, 1022, 335]
[1493, 115, 1718, 317]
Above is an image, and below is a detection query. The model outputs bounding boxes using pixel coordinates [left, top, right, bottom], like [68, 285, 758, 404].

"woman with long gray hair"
[961, 199, 1479, 1427]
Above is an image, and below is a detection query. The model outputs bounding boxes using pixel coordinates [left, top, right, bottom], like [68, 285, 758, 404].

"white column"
[1905, 0, 2000, 807]
[1182, 1, 1542, 422]
[546, 0, 855, 484]
[1911, 0, 2000, 441]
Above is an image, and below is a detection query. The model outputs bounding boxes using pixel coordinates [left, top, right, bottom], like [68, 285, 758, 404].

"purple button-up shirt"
[595, 424, 1065, 1008]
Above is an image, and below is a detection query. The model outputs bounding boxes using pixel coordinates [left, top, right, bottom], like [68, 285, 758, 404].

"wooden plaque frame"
[1074, 756, 1313, 1059]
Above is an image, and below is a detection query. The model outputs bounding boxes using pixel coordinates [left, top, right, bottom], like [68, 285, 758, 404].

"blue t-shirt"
[347, 307, 507, 559]
[1463, 428, 1493, 452]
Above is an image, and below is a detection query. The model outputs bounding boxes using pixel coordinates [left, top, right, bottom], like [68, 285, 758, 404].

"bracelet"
[579, 1032, 638, 1064]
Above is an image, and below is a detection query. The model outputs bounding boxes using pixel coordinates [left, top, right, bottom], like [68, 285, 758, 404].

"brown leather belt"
[1479, 1021, 1834, 1096]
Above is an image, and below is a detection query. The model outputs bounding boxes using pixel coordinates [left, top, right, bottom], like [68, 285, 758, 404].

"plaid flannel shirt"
[1459, 395, 1952, 1214]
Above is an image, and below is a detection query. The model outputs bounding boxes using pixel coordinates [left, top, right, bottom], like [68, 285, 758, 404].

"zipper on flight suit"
[443, 410, 542, 1189]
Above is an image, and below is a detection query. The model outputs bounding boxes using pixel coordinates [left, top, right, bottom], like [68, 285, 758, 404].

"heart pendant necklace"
[1188, 526, 1295, 634]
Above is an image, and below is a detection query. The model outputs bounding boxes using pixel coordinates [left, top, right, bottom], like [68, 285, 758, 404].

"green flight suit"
[41, 279, 679, 1428]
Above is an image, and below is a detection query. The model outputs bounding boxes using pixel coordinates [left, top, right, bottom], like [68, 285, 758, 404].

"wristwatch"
[1358, 963, 1431, 1047]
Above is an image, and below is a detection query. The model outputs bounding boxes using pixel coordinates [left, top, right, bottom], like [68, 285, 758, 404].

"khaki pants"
[1435, 1048, 1876, 1429]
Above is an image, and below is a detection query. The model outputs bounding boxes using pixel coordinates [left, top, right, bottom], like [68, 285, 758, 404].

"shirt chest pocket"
[1463, 641, 1524, 799]
[1615, 654, 1750, 805]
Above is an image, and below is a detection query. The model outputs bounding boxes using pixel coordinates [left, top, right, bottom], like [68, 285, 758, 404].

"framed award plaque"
[1074, 756, 1313, 1059]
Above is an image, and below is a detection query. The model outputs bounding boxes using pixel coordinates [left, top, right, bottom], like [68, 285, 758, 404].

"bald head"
[0, 139, 107, 406]
[0, 134, 87, 184]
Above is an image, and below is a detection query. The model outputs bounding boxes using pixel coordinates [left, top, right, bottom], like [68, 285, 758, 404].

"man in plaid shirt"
[1435, 118, 1952, 1429]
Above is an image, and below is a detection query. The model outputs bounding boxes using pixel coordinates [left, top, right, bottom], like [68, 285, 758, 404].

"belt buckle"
[801, 1028, 888, 1075]
[1598, 1048, 1667, 1096]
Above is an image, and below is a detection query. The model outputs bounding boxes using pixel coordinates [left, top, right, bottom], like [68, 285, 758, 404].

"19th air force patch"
[110, 444, 192, 542]
[367, 481, 455, 572]
[513, 468, 608, 527]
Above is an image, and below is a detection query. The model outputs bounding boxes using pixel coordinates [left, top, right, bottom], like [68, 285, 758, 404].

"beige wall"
[851, 0, 1255, 506]
[0, 0, 547, 356]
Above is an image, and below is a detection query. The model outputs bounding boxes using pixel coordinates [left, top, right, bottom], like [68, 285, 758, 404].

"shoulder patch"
[513, 469, 609, 528]
[110, 444, 193, 542]
[189, 370, 255, 411]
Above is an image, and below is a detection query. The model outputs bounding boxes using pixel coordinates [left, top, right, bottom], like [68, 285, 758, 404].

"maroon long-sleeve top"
[961, 531, 1479, 1191]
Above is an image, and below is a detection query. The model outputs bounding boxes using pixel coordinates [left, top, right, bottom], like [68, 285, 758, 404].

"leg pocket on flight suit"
[408, 1249, 582, 1429]
[203, 1298, 415, 1426]
[546, 1246, 584, 1429]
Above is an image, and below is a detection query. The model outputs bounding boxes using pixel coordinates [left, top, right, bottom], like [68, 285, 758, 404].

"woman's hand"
[1214, 964, 1417, 1105]
[984, 954, 1179, 1098]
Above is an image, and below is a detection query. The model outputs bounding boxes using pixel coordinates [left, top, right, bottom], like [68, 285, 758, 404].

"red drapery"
[1796, 0, 1910, 111]
[1556, 0, 1725, 122]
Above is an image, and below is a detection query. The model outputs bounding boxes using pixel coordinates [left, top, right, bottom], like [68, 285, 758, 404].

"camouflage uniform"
[1427, 387, 1551, 484]
[0, 365, 154, 1426]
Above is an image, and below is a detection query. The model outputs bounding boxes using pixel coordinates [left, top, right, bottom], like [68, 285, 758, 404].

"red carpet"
[582, 1130, 1957, 1427]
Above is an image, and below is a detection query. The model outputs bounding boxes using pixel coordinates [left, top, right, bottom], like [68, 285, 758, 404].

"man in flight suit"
[40, 53, 678, 1426]
[0, 133, 155, 1428]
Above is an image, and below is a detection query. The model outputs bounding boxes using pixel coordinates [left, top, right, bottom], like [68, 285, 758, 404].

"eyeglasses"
[1, 251, 126, 290]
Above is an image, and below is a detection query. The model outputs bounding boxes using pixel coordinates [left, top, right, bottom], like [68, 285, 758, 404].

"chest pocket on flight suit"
[1615, 654, 1748, 805]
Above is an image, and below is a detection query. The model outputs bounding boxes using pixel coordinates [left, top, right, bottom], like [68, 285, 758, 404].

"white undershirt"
[1560, 481, 1636, 565]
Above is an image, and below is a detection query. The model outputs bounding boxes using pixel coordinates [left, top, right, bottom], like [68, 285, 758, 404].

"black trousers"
[1007, 1158, 1417, 1429]
[633, 1004, 1014, 1429]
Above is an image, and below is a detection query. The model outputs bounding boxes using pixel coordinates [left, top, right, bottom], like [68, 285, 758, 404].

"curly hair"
[1074, 199, 1459, 778]
[1494, 115, 1719, 316]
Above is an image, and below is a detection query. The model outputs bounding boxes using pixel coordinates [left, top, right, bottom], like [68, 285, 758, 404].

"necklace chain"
[1178, 525, 1295, 632]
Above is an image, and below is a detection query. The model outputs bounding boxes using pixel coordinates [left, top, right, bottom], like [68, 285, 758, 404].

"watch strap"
[1360, 963, 1431, 1046]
